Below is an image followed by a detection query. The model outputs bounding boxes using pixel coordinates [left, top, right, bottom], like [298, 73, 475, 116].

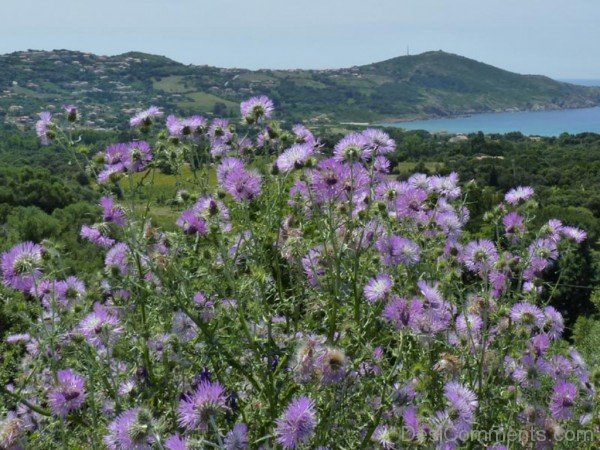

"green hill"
[0, 49, 598, 128]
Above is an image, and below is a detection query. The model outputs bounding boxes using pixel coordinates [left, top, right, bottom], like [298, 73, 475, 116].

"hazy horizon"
[2, 0, 600, 78]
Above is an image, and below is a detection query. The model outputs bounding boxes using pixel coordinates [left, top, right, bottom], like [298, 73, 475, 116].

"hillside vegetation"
[1, 50, 599, 129]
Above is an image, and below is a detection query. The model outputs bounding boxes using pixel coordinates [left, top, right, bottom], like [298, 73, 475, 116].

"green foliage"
[1, 49, 599, 126]
[572, 288, 600, 370]
[5, 206, 60, 242]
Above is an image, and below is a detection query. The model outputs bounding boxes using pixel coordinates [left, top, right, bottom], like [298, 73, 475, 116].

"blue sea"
[382, 79, 600, 136]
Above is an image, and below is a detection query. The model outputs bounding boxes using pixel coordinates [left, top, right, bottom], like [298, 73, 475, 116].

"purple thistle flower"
[276, 144, 314, 173]
[105, 143, 128, 166]
[118, 378, 137, 397]
[292, 124, 318, 146]
[510, 302, 544, 330]
[105, 243, 130, 277]
[104, 408, 156, 450]
[130, 106, 162, 128]
[222, 167, 262, 202]
[550, 381, 577, 420]
[433, 211, 463, 239]
[176, 209, 208, 235]
[545, 219, 564, 240]
[208, 118, 233, 143]
[507, 354, 552, 389]
[62, 104, 78, 121]
[561, 226, 587, 243]
[80, 225, 115, 248]
[35, 111, 54, 145]
[0, 411, 24, 449]
[444, 381, 477, 420]
[210, 140, 232, 158]
[373, 156, 391, 173]
[364, 273, 393, 302]
[372, 425, 395, 449]
[488, 270, 507, 298]
[361, 128, 395, 155]
[310, 157, 347, 202]
[100, 196, 127, 227]
[417, 280, 445, 308]
[187, 196, 232, 232]
[48, 369, 86, 417]
[172, 311, 198, 343]
[375, 235, 421, 266]
[375, 180, 407, 201]
[407, 173, 430, 190]
[455, 314, 483, 337]
[97, 143, 129, 183]
[551, 355, 573, 380]
[502, 212, 525, 237]
[382, 296, 411, 330]
[178, 380, 227, 431]
[505, 186, 534, 204]
[64, 276, 85, 304]
[529, 333, 551, 356]
[333, 132, 370, 162]
[237, 136, 253, 153]
[430, 173, 461, 200]
[224, 423, 249, 450]
[429, 410, 461, 447]
[193, 293, 215, 322]
[302, 246, 326, 287]
[77, 302, 123, 350]
[403, 407, 420, 440]
[167, 114, 207, 138]
[316, 347, 347, 385]
[240, 95, 274, 122]
[31, 279, 67, 309]
[528, 238, 558, 262]
[409, 299, 453, 336]
[462, 239, 498, 274]
[1, 242, 44, 292]
[542, 306, 564, 340]
[123, 141, 152, 172]
[276, 396, 317, 450]
[98, 164, 125, 184]
[6, 333, 31, 344]
[217, 157, 245, 185]
[166, 115, 183, 136]
[165, 434, 189, 450]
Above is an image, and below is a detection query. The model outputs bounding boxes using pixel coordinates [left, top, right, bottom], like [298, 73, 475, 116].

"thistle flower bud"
[63, 104, 78, 122]
[109, 171, 124, 183]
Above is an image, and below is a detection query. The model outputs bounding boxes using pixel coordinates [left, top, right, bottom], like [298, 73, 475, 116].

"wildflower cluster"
[1, 97, 597, 449]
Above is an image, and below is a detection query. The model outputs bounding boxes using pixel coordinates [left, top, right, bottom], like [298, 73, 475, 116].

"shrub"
[0, 101, 597, 449]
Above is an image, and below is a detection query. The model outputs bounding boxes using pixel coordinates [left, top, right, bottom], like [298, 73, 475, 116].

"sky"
[2, 0, 599, 78]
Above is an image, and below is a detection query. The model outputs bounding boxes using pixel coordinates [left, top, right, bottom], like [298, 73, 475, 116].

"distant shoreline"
[381, 102, 600, 124]
[378, 105, 600, 137]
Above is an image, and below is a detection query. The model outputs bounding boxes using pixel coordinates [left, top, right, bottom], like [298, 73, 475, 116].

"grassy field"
[125, 166, 217, 229]
[178, 92, 238, 112]
[396, 161, 443, 172]
[153, 76, 238, 114]
[152, 75, 189, 93]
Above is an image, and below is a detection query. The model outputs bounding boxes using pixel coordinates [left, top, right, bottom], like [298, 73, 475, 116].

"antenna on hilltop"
[406, 45, 410, 56]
